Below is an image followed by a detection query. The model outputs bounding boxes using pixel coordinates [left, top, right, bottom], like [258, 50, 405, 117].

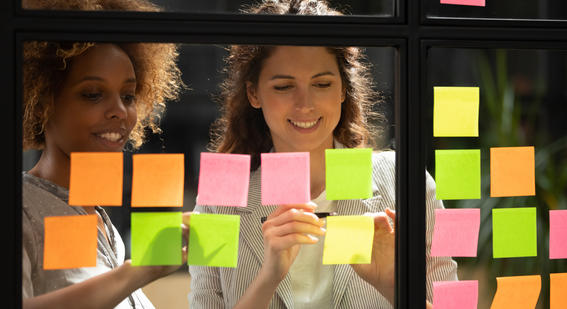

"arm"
[234, 203, 325, 309]
[24, 212, 192, 309]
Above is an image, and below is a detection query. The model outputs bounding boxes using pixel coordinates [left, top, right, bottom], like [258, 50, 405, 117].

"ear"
[246, 81, 261, 109]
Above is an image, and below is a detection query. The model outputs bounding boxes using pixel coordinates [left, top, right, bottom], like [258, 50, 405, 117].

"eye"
[81, 92, 102, 101]
[273, 84, 293, 91]
[121, 94, 136, 105]
[313, 82, 332, 88]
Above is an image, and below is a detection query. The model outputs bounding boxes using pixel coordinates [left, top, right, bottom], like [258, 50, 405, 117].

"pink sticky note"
[261, 152, 310, 205]
[550, 210, 567, 259]
[197, 153, 251, 207]
[431, 208, 480, 257]
[440, 0, 485, 6]
[434, 280, 478, 309]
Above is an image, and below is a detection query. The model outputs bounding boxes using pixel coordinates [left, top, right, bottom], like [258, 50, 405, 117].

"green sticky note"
[435, 149, 481, 200]
[188, 214, 240, 268]
[131, 212, 182, 266]
[492, 208, 537, 258]
[323, 216, 374, 264]
[326, 148, 372, 200]
[434, 86, 479, 137]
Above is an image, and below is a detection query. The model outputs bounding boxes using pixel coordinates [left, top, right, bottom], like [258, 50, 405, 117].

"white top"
[288, 190, 337, 309]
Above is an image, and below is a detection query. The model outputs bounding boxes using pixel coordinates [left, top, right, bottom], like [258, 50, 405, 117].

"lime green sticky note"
[492, 208, 537, 258]
[325, 148, 372, 200]
[435, 149, 481, 200]
[188, 214, 240, 268]
[323, 216, 374, 264]
[131, 212, 182, 266]
[434, 86, 479, 137]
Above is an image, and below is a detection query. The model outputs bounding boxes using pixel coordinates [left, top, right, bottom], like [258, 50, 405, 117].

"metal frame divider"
[2, 0, 567, 307]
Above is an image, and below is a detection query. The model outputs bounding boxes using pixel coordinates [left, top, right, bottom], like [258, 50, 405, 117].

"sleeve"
[22, 213, 35, 299]
[188, 204, 225, 309]
[424, 170, 459, 302]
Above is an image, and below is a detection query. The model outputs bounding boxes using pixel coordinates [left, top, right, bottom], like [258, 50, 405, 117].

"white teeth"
[98, 132, 122, 142]
[290, 119, 318, 128]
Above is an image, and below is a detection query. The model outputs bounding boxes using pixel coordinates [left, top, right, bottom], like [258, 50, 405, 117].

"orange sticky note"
[490, 275, 541, 309]
[43, 215, 98, 269]
[131, 154, 184, 207]
[490, 147, 535, 197]
[69, 152, 123, 206]
[551, 273, 567, 309]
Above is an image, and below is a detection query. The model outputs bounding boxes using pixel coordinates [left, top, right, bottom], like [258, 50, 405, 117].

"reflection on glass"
[426, 0, 567, 20]
[427, 48, 567, 308]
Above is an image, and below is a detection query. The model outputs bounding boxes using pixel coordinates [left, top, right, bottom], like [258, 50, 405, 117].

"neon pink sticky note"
[550, 210, 567, 259]
[261, 152, 310, 205]
[440, 0, 485, 6]
[431, 208, 480, 257]
[434, 280, 478, 309]
[196, 153, 251, 207]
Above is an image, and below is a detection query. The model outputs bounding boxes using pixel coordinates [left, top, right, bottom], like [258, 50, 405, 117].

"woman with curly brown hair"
[189, 1, 457, 308]
[21, 1, 189, 308]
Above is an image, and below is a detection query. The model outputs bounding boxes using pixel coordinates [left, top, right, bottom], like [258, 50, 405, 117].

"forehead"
[261, 46, 339, 76]
[65, 44, 135, 81]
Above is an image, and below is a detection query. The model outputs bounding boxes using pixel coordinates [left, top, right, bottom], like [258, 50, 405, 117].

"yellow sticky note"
[69, 152, 123, 206]
[434, 86, 479, 137]
[44, 215, 98, 269]
[551, 273, 567, 309]
[131, 154, 184, 207]
[490, 275, 541, 309]
[322, 216, 374, 264]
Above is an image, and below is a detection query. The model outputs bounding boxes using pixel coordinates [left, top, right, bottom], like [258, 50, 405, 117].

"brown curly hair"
[209, 0, 382, 170]
[22, 0, 183, 150]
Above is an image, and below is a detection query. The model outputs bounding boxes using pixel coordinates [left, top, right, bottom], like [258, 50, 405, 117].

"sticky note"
[551, 273, 567, 309]
[433, 280, 478, 309]
[435, 149, 481, 200]
[323, 216, 374, 264]
[491, 275, 541, 309]
[69, 152, 123, 206]
[490, 146, 535, 197]
[325, 148, 372, 200]
[188, 214, 240, 268]
[492, 208, 537, 258]
[261, 152, 310, 205]
[433, 87, 479, 137]
[440, 0, 485, 7]
[131, 154, 184, 207]
[131, 212, 182, 266]
[196, 153, 250, 207]
[431, 208, 480, 257]
[549, 210, 567, 259]
[43, 215, 97, 269]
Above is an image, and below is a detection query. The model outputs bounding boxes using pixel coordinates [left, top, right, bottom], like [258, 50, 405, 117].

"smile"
[96, 132, 123, 143]
[289, 118, 320, 129]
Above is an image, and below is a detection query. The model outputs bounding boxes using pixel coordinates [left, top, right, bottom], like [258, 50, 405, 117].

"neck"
[28, 145, 71, 189]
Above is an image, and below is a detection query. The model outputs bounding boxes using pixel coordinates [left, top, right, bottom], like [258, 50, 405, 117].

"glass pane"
[426, 47, 567, 308]
[22, 42, 397, 308]
[21, 0, 395, 17]
[425, 0, 567, 21]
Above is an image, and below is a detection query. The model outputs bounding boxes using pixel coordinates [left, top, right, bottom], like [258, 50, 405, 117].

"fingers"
[364, 211, 395, 234]
[264, 207, 324, 228]
[266, 233, 319, 251]
[267, 202, 317, 220]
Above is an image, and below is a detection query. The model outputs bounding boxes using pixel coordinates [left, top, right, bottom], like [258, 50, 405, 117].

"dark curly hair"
[22, 0, 184, 150]
[209, 0, 383, 170]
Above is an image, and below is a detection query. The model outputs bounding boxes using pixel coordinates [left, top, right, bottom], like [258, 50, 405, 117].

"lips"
[93, 127, 128, 147]
[289, 118, 321, 129]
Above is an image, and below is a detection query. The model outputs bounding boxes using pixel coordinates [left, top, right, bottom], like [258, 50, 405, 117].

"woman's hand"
[351, 208, 396, 305]
[259, 203, 326, 283]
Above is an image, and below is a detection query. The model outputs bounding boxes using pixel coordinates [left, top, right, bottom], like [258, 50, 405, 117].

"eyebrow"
[269, 71, 335, 80]
[73, 76, 136, 86]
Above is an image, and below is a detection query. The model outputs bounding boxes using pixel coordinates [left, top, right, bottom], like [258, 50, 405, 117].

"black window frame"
[2, 0, 566, 308]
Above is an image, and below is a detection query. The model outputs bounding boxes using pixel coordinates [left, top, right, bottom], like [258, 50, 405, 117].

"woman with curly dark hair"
[189, 1, 457, 308]
[21, 1, 190, 308]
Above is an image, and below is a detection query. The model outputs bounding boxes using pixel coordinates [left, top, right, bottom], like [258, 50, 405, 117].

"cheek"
[127, 106, 138, 129]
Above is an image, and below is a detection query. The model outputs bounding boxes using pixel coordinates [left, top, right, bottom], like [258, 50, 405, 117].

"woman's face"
[45, 43, 137, 155]
[247, 46, 345, 153]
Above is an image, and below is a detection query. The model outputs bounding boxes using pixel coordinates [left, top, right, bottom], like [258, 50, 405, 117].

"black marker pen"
[260, 212, 337, 223]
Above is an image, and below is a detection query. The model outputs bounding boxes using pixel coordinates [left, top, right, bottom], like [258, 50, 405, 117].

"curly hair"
[22, 0, 183, 150]
[209, 0, 382, 170]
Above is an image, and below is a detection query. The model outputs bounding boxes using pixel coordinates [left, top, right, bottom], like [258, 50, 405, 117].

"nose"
[105, 94, 128, 120]
[294, 87, 315, 113]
